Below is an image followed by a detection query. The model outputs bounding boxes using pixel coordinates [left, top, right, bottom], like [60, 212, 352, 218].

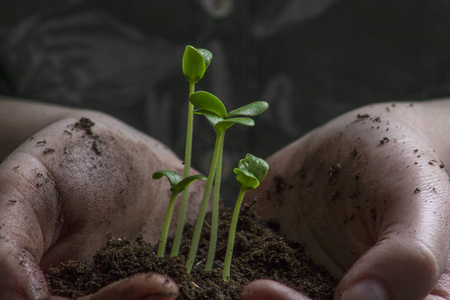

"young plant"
[185, 91, 269, 272]
[223, 154, 269, 281]
[171, 46, 212, 257]
[152, 170, 207, 258]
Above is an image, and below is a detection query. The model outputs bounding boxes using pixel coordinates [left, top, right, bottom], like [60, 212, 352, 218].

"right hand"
[244, 100, 450, 299]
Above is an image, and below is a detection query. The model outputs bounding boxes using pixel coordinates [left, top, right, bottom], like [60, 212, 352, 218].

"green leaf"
[182, 45, 206, 83]
[197, 48, 212, 70]
[213, 121, 235, 133]
[200, 113, 255, 133]
[234, 169, 260, 190]
[193, 109, 221, 117]
[153, 170, 183, 189]
[171, 174, 207, 194]
[199, 113, 234, 133]
[214, 117, 254, 133]
[153, 170, 207, 195]
[234, 154, 269, 190]
[190, 91, 228, 119]
[223, 117, 255, 127]
[228, 101, 269, 117]
[201, 113, 225, 128]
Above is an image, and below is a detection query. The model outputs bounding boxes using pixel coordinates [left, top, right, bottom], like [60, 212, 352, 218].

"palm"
[246, 103, 450, 299]
[0, 113, 204, 299]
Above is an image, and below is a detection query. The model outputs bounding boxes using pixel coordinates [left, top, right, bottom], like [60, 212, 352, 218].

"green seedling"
[223, 154, 269, 281]
[185, 91, 269, 272]
[172, 46, 212, 257]
[152, 170, 207, 258]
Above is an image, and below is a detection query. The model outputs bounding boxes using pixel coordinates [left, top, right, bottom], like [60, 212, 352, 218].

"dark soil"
[46, 206, 338, 299]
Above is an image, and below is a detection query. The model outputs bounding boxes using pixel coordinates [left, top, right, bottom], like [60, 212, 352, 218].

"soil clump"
[46, 206, 338, 299]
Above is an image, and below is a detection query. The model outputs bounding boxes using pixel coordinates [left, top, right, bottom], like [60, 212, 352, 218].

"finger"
[336, 239, 439, 300]
[0, 241, 50, 300]
[0, 152, 60, 299]
[333, 122, 450, 299]
[77, 273, 178, 300]
[241, 279, 311, 300]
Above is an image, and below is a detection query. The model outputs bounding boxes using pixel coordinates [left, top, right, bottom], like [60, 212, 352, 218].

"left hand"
[0, 102, 205, 300]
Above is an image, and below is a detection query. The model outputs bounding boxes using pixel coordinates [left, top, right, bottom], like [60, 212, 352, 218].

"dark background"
[1, 0, 450, 203]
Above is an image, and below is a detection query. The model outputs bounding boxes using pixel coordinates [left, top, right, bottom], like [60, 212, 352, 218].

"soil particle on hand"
[356, 114, 370, 119]
[46, 208, 337, 300]
[274, 175, 286, 194]
[43, 148, 55, 155]
[92, 141, 102, 155]
[328, 164, 342, 180]
[74, 118, 95, 135]
[379, 137, 389, 144]
[72, 117, 104, 156]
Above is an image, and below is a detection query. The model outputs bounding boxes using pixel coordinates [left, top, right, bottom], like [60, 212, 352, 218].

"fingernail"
[0, 290, 25, 300]
[342, 279, 388, 300]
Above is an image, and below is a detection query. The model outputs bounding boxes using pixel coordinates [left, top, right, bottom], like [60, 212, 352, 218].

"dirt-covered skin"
[246, 100, 450, 299]
[0, 99, 205, 299]
[1, 98, 450, 300]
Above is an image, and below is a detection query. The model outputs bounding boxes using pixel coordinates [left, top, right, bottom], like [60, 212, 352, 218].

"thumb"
[0, 152, 60, 299]
[335, 181, 450, 300]
[332, 115, 450, 300]
[0, 240, 49, 300]
[77, 273, 178, 300]
[336, 237, 442, 300]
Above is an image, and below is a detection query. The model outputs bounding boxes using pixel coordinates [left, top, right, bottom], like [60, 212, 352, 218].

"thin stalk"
[205, 132, 225, 270]
[186, 131, 223, 273]
[223, 188, 246, 281]
[171, 81, 195, 257]
[157, 192, 178, 258]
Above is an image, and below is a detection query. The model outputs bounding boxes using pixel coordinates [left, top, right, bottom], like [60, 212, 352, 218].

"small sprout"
[234, 154, 270, 191]
[186, 91, 268, 273]
[223, 154, 269, 281]
[152, 170, 206, 258]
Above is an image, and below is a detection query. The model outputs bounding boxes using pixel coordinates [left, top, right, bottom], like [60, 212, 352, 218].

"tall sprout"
[171, 46, 212, 257]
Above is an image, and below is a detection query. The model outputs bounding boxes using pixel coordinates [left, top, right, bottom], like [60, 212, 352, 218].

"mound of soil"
[46, 206, 338, 299]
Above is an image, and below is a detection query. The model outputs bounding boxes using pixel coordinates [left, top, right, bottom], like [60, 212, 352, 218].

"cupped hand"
[245, 100, 450, 299]
[0, 107, 204, 299]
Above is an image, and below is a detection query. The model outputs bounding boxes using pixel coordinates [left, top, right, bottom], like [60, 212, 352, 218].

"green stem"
[223, 188, 246, 281]
[186, 131, 223, 273]
[157, 192, 178, 258]
[205, 132, 225, 270]
[171, 81, 195, 257]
